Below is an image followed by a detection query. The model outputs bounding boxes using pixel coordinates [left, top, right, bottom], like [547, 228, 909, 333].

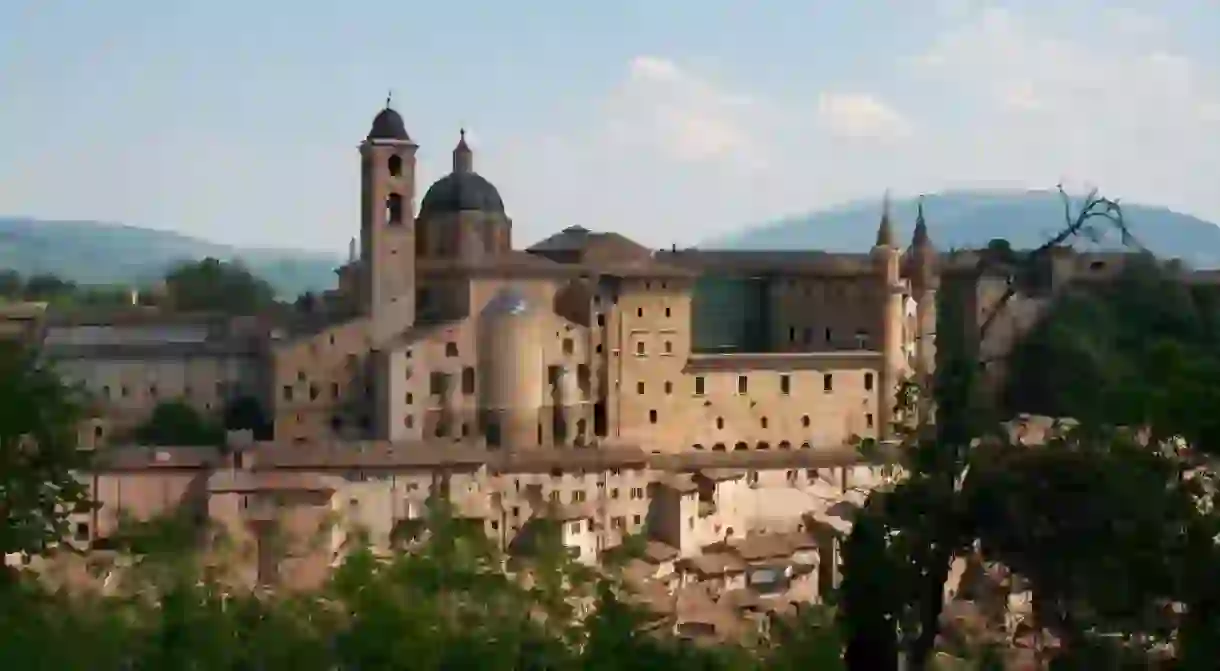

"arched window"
[388, 154, 403, 177]
[692, 443, 705, 451]
[757, 441, 770, 450]
[385, 193, 403, 225]
[734, 441, 748, 451]
[712, 442, 726, 452]
[778, 440, 792, 450]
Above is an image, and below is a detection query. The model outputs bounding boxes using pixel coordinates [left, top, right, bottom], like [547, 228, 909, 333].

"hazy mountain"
[706, 190, 1220, 268]
[0, 218, 343, 298]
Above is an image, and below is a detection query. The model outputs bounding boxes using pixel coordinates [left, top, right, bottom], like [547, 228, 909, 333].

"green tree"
[838, 188, 1136, 670]
[134, 401, 225, 446]
[221, 394, 272, 440]
[0, 342, 93, 566]
[163, 257, 277, 314]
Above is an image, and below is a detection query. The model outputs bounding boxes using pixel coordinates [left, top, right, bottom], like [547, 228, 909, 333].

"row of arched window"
[691, 440, 811, 452]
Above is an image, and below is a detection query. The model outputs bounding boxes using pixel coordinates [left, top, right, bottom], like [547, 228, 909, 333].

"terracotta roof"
[489, 445, 650, 473]
[255, 441, 490, 470]
[45, 340, 262, 359]
[678, 552, 746, 576]
[697, 468, 746, 482]
[90, 446, 221, 471]
[660, 474, 700, 493]
[543, 502, 596, 521]
[683, 350, 883, 373]
[649, 448, 867, 471]
[207, 470, 337, 493]
[731, 534, 795, 562]
[641, 540, 680, 563]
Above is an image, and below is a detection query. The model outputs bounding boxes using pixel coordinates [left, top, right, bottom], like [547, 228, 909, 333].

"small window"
[430, 372, 447, 396]
[405, 415, 414, 428]
[864, 372, 874, 391]
[462, 367, 475, 395]
[801, 414, 810, 428]
[405, 392, 413, 404]
[636, 341, 645, 356]
[866, 413, 875, 428]
[385, 193, 404, 225]
[388, 154, 403, 177]
[694, 376, 705, 395]
[649, 409, 658, 424]
[445, 342, 459, 357]
[636, 381, 645, 395]
[664, 381, 673, 395]
[823, 374, 834, 392]
[780, 374, 791, 395]
[332, 382, 340, 398]
[788, 327, 796, 342]
[664, 341, 673, 354]
[824, 328, 832, 343]
[562, 338, 574, 355]
[760, 416, 768, 429]
[282, 385, 293, 401]
[597, 314, 605, 327]
[716, 417, 724, 430]
[637, 307, 644, 318]
[737, 375, 748, 394]
[309, 384, 319, 400]
[664, 307, 671, 318]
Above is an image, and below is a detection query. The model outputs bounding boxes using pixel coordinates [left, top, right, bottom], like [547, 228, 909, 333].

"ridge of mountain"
[0, 218, 342, 298]
[705, 190, 1220, 269]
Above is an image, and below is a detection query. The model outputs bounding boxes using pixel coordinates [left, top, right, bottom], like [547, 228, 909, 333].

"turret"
[872, 193, 905, 439]
[908, 197, 939, 413]
[478, 288, 544, 449]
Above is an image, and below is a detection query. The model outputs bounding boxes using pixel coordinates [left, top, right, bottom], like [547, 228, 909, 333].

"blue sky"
[2, 0, 1218, 253]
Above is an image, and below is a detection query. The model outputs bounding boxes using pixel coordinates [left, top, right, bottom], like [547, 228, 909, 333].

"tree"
[0, 341, 93, 566]
[838, 188, 1137, 670]
[221, 395, 272, 440]
[162, 257, 277, 314]
[21, 273, 75, 302]
[134, 401, 225, 446]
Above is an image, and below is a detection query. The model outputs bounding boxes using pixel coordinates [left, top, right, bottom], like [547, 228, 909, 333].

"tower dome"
[367, 106, 411, 142]
[419, 129, 505, 217]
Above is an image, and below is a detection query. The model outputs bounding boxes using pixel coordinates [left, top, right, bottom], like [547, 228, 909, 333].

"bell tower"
[360, 97, 417, 343]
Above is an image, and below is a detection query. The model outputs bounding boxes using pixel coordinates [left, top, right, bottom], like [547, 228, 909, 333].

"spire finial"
[453, 127, 473, 173]
[875, 189, 895, 248]
[913, 194, 931, 248]
[385, 90, 393, 109]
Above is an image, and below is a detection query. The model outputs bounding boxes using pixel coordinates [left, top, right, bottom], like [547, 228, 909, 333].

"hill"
[706, 190, 1220, 268]
[0, 218, 342, 298]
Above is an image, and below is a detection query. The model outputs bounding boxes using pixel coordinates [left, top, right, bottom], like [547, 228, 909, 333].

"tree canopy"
[162, 257, 277, 314]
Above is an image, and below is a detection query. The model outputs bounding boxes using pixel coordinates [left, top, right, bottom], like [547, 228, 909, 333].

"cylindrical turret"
[553, 364, 584, 446]
[478, 288, 544, 448]
[873, 195, 906, 440]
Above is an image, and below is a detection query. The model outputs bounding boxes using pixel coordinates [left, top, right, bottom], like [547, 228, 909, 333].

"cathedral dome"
[419, 172, 505, 217]
[367, 107, 410, 141]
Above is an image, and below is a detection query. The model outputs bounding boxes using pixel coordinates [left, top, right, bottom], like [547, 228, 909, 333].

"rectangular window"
[864, 372, 874, 391]
[737, 375, 748, 394]
[780, 374, 791, 395]
[462, 367, 476, 395]
[823, 374, 833, 392]
[694, 376, 705, 395]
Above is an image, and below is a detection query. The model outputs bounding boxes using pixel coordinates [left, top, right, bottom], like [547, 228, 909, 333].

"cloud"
[816, 93, 912, 139]
[904, 4, 1220, 218]
[599, 56, 764, 167]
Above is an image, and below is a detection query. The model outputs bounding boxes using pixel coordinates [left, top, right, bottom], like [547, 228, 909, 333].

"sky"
[2, 0, 1219, 254]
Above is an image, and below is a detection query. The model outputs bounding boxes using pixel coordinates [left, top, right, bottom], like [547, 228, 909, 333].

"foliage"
[134, 401, 226, 447]
[0, 341, 94, 564]
[162, 257, 277, 314]
[0, 498, 849, 670]
[221, 395, 273, 441]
